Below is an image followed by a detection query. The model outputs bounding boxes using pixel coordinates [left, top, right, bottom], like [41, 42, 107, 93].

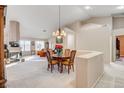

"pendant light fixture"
[52, 5, 66, 38]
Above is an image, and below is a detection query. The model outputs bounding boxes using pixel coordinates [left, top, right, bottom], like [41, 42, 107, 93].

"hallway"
[96, 61, 124, 88]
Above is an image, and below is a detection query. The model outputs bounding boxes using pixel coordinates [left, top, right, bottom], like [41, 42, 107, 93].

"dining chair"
[48, 49, 54, 56]
[46, 51, 59, 73]
[64, 49, 71, 57]
[61, 50, 76, 74]
[63, 49, 71, 69]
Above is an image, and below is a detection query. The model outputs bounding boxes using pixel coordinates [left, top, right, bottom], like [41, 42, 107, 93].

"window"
[20, 40, 25, 51]
[20, 40, 31, 51]
[25, 41, 31, 51]
[35, 41, 45, 51]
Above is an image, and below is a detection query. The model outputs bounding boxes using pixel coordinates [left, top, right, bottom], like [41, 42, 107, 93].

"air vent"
[43, 30, 47, 32]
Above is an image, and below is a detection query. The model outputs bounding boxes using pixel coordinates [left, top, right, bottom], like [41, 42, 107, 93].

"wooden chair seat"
[61, 61, 73, 65]
[50, 60, 59, 64]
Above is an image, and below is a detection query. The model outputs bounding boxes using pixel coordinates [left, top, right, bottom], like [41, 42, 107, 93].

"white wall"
[67, 33, 75, 49]
[64, 28, 76, 50]
[84, 17, 113, 30]
[76, 25, 111, 64]
[113, 17, 124, 30]
[9, 21, 20, 41]
[113, 28, 124, 36]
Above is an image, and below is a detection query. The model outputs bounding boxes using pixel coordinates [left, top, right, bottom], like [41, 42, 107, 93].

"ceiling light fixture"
[84, 6, 92, 10]
[116, 5, 124, 10]
[52, 5, 66, 38]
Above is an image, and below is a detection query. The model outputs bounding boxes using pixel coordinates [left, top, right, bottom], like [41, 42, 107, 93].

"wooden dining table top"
[52, 54, 70, 59]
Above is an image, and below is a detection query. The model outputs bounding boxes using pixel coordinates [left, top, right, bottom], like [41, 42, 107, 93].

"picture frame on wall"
[56, 37, 63, 43]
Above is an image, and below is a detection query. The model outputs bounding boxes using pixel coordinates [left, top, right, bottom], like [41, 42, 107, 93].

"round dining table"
[52, 54, 70, 73]
[52, 54, 70, 59]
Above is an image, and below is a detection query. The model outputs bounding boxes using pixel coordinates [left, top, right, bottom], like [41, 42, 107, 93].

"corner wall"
[76, 26, 111, 64]
[74, 17, 112, 64]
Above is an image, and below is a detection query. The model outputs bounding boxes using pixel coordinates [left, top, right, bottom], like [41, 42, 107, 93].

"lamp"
[52, 5, 66, 38]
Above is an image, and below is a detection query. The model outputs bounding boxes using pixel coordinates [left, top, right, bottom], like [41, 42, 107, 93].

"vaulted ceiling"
[6, 5, 124, 39]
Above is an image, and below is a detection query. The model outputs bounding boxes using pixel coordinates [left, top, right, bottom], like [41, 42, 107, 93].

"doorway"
[116, 35, 124, 61]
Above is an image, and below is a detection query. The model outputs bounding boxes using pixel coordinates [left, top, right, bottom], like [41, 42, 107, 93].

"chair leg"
[65, 65, 66, 69]
[68, 65, 70, 74]
[61, 64, 63, 73]
[51, 64, 53, 73]
[72, 64, 74, 72]
[58, 63, 59, 71]
[47, 64, 50, 71]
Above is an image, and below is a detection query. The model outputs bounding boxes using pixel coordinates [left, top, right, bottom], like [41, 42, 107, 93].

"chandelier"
[52, 5, 66, 38]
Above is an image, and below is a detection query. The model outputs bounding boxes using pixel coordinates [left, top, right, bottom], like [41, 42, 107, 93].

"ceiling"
[6, 5, 124, 39]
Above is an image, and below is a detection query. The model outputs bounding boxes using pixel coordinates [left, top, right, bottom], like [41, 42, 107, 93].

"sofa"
[37, 50, 46, 57]
[37, 49, 54, 57]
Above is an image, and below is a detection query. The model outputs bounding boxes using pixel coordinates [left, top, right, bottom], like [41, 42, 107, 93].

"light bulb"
[52, 32, 55, 36]
[57, 36, 61, 39]
[64, 32, 66, 36]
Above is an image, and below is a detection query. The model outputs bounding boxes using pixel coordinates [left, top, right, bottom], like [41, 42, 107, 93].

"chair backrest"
[48, 49, 54, 55]
[70, 50, 76, 63]
[64, 49, 71, 56]
[46, 51, 52, 63]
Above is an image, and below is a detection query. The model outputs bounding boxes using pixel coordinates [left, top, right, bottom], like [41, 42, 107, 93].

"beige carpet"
[6, 55, 75, 88]
[95, 61, 124, 88]
[6, 55, 124, 88]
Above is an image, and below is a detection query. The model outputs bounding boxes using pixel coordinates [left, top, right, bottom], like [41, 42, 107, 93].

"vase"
[57, 49, 62, 56]
[57, 51, 61, 56]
